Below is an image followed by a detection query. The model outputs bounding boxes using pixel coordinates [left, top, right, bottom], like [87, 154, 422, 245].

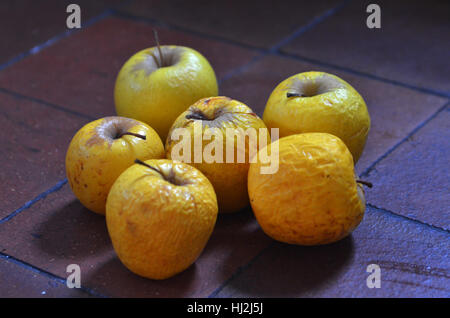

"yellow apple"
[248, 133, 367, 246]
[166, 96, 270, 213]
[65, 116, 165, 215]
[263, 71, 370, 163]
[106, 159, 218, 280]
[114, 45, 218, 141]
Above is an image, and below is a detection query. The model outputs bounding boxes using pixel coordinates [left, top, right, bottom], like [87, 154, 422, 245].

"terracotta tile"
[365, 107, 450, 230]
[0, 255, 90, 297]
[215, 206, 450, 297]
[119, 0, 343, 49]
[0, 184, 271, 297]
[0, 0, 125, 65]
[0, 91, 91, 219]
[282, 0, 450, 95]
[219, 54, 448, 174]
[0, 17, 258, 120]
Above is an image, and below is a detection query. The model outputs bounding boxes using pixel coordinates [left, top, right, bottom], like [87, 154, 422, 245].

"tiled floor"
[0, 0, 448, 298]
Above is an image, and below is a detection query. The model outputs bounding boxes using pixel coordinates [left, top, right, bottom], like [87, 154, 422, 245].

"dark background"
[0, 0, 448, 297]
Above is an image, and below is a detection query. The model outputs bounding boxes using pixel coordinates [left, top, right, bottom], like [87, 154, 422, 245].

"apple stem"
[153, 29, 165, 67]
[287, 92, 305, 98]
[186, 110, 257, 121]
[356, 179, 373, 188]
[117, 132, 146, 140]
[134, 159, 161, 174]
[135, 159, 180, 185]
[148, 51, 160, 68]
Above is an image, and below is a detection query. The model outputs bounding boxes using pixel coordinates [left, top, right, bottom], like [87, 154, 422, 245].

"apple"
[263, 71, 370, 163]
[114, 34, 218, 141]
[248, 133, 371, 246]
[65, 116, 165, 215]
[165, 96, 270, 213]
[106, 159, 218, 280]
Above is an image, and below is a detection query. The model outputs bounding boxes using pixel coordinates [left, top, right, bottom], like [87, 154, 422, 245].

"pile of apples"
[66, 36, 371, 280]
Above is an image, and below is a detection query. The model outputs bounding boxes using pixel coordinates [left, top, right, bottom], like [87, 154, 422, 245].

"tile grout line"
[114, 1, 351, 56]
[207, 2, 352, 298]
[268, 0, 352, 53]
[275, 51, 450, 98]
[207, 242, 275, 298]
[0, 2, 135, 298]
[112, 3, 449, 99]
[367, 203, 450, 234]
[0, 251, 107, 298]
[0, 1, 350, 123]
[361, 100, 450, 178]
[0, 179, 68, 225]
[112, 10, 266, 54]
[218, 0, 351, 84]
[0, 1, 446, 297]
[209, 201, 450, 298]
[0, 5, 129, 120]
[0, 9, 114, 73]
[0, 0, 140, 72]
[1, 0, 444, 122]
[0, 87, 96, 120]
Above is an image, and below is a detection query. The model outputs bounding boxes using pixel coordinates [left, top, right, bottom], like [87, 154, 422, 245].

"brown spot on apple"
[127, 220, 137, 234]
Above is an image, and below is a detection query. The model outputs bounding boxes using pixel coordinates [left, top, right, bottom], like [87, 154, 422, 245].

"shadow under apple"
[199, 206, 273, 283]
[217, 235, 355, 297]
[82, 251, 199, 298]
[34, 199, 111, 259]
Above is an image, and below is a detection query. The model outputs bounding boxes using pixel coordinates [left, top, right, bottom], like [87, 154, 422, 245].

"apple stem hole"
[287, 92, 306, 98]
[186, 113, 207, 121]
[356, 179, 373, 188]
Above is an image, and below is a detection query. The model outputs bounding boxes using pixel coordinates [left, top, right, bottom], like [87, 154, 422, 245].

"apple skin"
[263, 71, 370, 163]
[248, 133, 366, 246]
[65, 116, 165, 215]
[114, 45, 218, 141]
[166, 96, 270, 213]
[106, 159, 218, 280]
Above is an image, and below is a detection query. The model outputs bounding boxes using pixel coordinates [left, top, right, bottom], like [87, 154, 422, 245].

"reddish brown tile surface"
[219, 54, 448, 174]
[0, 1, 449, 298]
[0, 185, 271, 297]
[0, 0, 125, 65]
[0, 91, 90, 219]
[0, 17, 258, 120]
[215, 206, 450, 297]
[282, 0, 450, 95]
[119, 0, 343, 49]
[0, 256, 90, 297]
[365, 107, 450, 231]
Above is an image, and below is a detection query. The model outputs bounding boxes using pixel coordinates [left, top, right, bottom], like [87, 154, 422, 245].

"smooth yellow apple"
[114, 45, 218, 141]
[263, 71, 370, 163]
[106, 159, 218, 280]
[166, 96, 270, 213]
[65, 116, 165, 215]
